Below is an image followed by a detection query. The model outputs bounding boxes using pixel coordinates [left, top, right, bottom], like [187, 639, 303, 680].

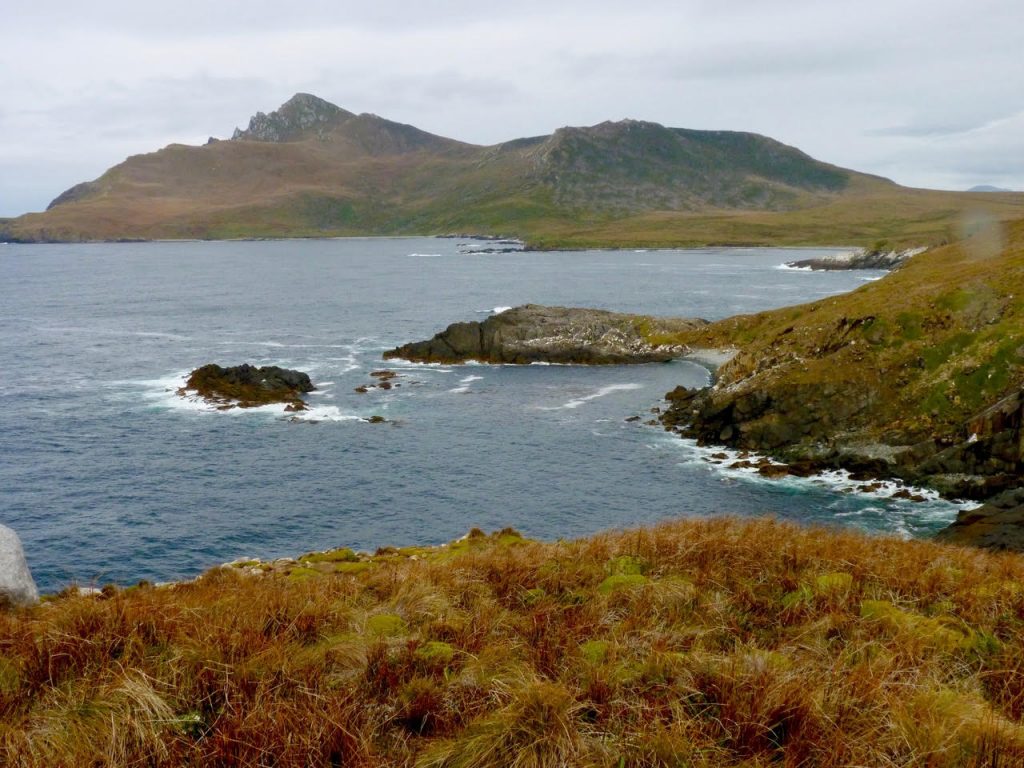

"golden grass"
[4, 518, 1024, 766]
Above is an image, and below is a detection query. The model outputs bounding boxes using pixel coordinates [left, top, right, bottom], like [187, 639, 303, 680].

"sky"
[2, 0, 1023, 216]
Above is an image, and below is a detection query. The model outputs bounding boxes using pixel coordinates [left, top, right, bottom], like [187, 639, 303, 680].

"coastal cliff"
[654, 218, 1024, 548]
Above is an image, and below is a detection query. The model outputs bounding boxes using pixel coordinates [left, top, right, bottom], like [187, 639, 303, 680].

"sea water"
[0, 238, 965, 591]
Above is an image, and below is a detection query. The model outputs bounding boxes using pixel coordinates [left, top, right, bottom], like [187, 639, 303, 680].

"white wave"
[449, 374, 484, 394]
[540, 383, 644, 410]
[289, 405, 363, 422]
[492, 306, 512, 315]
[858, 276, 883, 282]
[407, 253, 443, 258]
[774, 264, 813, 272]
[660, 435, 971, 515]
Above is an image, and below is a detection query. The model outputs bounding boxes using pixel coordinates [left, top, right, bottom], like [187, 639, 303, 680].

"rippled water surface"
[0, 239, 962, 591]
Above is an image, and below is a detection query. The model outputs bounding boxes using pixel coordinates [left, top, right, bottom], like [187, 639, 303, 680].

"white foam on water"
[492, 306, 512, 314]
[657, 434, 974, 531]
[407, 253, 443, 258]
[449, 374, 484, 394]
[858, 276, 883, 282]
[540, 383, 645, 410]
[774, 264, 814, 272]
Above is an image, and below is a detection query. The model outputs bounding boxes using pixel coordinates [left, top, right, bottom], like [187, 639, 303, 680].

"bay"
[0, 238, 960, 591]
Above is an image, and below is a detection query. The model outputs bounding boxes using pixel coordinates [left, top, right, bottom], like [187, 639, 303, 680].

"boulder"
[384, 304, 706, 365]
[0, 525, 38, 607]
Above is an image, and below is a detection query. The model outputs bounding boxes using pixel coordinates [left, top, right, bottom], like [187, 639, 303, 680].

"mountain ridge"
[4, 93, 1024, 246]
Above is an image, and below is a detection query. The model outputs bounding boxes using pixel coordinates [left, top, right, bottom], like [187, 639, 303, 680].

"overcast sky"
[2, 0, 1022, 216]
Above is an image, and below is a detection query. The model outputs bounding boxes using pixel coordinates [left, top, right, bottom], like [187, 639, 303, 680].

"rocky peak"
[231, 93, 353, 142]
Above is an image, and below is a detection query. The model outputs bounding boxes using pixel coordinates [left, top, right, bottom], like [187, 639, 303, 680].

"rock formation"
[0, 525, 38, 606]
[785, 247, 927, 271]
[181, 364, 315, 410]
[385, 305, 706, 365]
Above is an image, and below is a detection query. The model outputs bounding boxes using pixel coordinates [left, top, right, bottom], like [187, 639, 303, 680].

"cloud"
[1, 0, 1023, 214]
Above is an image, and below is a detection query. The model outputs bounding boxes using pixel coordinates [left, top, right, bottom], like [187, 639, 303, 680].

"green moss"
[579, 640, 611, 664]
[522, 588, 547, 605]
[896, 312, 924, 340]
[814, 572, 854, 594]
[936, 288, 975, 313]
[300, 548, 359, 564]
[415, 641, 455, 666]
[598, 574, 649, 594]
[366, 613, 407, 637]
[859, 600, 995, 654]
[607, 555, 647, 576]
[287, 567, 320, 582]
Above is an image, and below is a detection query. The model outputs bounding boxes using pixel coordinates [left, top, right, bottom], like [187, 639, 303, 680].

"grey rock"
[785, 247, 927, 271]
[0, 525, 39, 607]
[385, 304, 706, 365]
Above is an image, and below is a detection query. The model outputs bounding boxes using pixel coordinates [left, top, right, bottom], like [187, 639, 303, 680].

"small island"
[179, 364, 315, 411]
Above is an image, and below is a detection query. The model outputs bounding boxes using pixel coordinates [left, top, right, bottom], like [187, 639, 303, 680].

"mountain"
[969, 185, 1014, 193]
[3, 93, 1024, 245]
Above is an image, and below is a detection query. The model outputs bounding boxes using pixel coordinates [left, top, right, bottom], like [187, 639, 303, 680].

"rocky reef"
[180, 364, 315, 410]
[384, 305, 706, 365]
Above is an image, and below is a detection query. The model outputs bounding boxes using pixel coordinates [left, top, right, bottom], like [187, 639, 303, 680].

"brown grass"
[3, 518, 1024, 766]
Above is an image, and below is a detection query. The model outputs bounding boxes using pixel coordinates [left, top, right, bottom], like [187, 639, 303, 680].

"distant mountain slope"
[969, 185, 1014, 193]
[3, 93, 1024, 245]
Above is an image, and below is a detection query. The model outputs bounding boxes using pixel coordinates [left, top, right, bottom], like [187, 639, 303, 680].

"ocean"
[0, 238, 964, 591]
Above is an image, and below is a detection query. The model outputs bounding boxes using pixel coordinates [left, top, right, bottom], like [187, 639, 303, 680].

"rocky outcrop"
[786, 247, 927, 271]
[181, 364, 315, 410]
[0, 525, 38, 607]
[384, 305, 706, 365]
[232, 93, 353, 142]
[935, 489, 1024, 550]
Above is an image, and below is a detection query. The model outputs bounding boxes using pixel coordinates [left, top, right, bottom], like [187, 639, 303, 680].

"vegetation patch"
[5, 518, 1024, 766]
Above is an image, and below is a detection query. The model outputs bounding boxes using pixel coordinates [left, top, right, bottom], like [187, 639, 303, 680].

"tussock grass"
[4, 518, 1024, 766]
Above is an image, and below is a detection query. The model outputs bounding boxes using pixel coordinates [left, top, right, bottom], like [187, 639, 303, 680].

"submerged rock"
[0, 525, 38, 607]
[384, 304, 706, 365]
[181, 364, 315, 409]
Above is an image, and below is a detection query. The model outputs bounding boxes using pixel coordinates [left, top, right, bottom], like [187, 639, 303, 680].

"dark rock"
[367, 415, 386, 424]
[354, 386, 369, 394]
[181, 363, 314, 409]
[384, 304, 706, 365]
[936, 489, 1024, 551]
[625, 416, 641, 422]
[758, 464, 791, 479]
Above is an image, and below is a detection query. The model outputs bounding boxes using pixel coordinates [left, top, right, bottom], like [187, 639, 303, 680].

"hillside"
[656, 216, 1024, 511]
[4, 517, 1024, 767]
[5, 92, 1024, 246]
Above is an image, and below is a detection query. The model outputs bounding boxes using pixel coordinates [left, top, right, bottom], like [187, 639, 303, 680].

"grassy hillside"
[654, 215, 1024, 499]
[4, 518, 1024, 766]
[6, 93, 1023, 246]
